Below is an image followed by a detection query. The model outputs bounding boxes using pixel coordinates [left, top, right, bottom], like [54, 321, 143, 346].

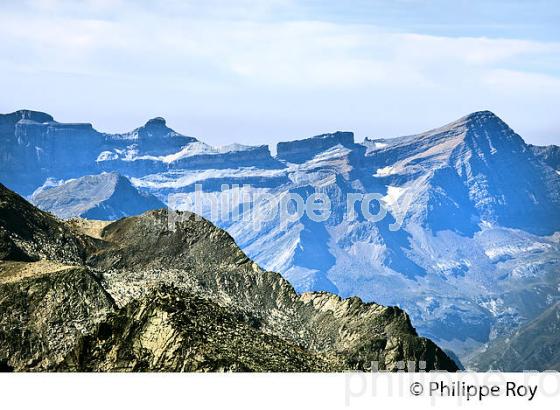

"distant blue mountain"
[0, 110, 279, 195]
[30, 172, 164, 220]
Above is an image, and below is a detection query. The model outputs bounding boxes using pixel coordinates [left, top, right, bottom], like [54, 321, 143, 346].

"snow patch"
[484, 242, 551, 259]
[374, 166, 394, 177]
[382, 185, 407, 207]
[96, 151, 119, 162]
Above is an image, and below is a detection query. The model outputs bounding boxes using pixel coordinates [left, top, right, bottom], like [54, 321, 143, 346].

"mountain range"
[1, 109, 558, 370]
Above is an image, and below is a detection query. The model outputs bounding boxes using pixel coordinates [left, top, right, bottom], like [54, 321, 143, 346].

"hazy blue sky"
[1, 0, 559, 146]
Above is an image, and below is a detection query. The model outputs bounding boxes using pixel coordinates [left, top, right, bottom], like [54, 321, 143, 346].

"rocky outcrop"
[0, 182, 96, 263]
[0, 264, 115, 371]
[63, 285, 338, 372]
[0, 184, 457, 372]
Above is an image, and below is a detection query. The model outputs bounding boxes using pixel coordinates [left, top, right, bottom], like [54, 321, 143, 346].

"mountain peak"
[144, 116, 167, 128]
[454, 110, 514, 133]
[2, 184, 458, 372]
[458, 110, 525, 149]
[134, 116, 179, 139]
[464, 110, 499, 121]
[418, 111, 517, 149]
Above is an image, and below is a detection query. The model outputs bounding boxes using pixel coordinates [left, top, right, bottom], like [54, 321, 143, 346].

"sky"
[1, 0, 559, 147]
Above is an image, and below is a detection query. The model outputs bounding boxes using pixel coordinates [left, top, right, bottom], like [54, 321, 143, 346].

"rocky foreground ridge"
[0, 183, 457, 372]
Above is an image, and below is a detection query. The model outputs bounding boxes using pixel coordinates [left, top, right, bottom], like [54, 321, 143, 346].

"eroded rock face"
[0, 184, 457, 372]
[3, 110, 558, 368]
[0, 265, 115, 371]
[0, 110, 281, 195]
[64, 286, 339, 372]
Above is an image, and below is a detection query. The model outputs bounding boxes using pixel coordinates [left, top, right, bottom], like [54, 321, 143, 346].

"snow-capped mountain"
[1, 109, 558, 369]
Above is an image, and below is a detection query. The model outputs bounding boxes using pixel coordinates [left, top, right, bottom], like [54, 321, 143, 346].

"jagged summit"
[416, 110, 512, 141]
[429, 110, 528, 155]
[369, 111, 511, 146]
[450, 111, 515, 138]
[434, 110, 503, 128]
[366, 110, 525, 162]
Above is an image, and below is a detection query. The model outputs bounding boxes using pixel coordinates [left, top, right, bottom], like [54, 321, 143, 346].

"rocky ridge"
[0, 183, 457, 372]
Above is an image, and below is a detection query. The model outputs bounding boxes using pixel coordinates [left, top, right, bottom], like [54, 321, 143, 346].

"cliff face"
[0, 181, 96, 263]
[0, 264, 116, 371]
[0, 183, 457, 372]
[0, 111, 103, 193]
[0, 111, 280, 194]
